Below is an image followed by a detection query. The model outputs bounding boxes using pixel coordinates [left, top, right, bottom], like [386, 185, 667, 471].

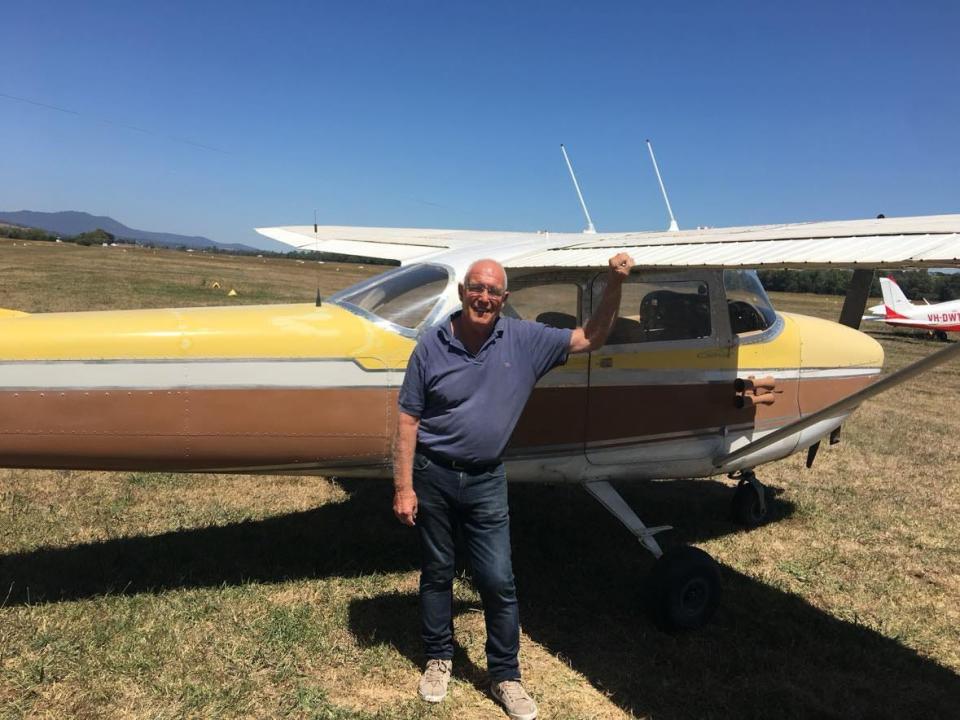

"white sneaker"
[418, 658, 452, 703]
[491, 679, 538, 720]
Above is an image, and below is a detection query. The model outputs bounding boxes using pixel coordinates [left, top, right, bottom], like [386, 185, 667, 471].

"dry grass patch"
[0, 239, 380, 312]
[0, 470, 346, 552]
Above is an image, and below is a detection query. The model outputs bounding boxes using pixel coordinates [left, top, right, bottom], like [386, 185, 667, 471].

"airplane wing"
[255, 225, 539, 264]
[259, 214, 960, 270]
[503, 214, 960, 270]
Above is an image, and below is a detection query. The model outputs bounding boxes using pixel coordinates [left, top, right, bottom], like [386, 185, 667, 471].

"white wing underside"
[257, 214, 960, 270]
[255, 226, 538, 263]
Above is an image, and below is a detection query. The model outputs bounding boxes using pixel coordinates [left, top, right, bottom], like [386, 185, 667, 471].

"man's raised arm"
[569, 252, 635, 354]
[392, 410, 420, 526]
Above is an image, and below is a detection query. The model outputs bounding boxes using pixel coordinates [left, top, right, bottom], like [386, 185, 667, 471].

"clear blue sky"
[2, 1, 958, 250]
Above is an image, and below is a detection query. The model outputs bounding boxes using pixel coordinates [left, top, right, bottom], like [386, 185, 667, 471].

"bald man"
[394, 254, 634, 720]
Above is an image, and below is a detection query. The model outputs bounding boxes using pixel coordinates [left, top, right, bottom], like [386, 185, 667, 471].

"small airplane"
[862, 275, 960, 339]
[2, 213, 960, 630]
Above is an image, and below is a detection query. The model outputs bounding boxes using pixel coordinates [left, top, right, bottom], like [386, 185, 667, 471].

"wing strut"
[839, 268, 874, 328]
[714, 339, 960, 468]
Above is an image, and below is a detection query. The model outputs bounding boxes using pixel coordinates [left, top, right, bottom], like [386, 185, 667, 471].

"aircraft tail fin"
[880, 276, 913, 319]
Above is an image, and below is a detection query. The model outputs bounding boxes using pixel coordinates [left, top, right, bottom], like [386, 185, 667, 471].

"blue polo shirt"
[398, 311, 572, 465]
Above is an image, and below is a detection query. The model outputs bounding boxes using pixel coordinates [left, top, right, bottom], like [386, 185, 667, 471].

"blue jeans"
[413, 452, 520, 681]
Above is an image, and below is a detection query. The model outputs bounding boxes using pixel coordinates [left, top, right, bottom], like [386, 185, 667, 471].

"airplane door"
[506, 275, 589, 458]
[585, 270, 734, 473]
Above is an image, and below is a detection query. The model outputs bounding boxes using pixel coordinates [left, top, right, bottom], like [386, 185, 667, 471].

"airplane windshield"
[330, 263, 451, 331]
[723, 270, 778, 334]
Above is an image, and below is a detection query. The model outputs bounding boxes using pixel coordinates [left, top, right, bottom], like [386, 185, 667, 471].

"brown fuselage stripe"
[0, 388, 395, 471]
[0, 376, 874, 471]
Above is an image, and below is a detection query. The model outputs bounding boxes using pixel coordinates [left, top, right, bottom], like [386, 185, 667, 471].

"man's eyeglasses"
[465, 283, 505, 298]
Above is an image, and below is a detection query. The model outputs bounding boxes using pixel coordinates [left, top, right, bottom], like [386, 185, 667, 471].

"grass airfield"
[1, 239, 958, 719]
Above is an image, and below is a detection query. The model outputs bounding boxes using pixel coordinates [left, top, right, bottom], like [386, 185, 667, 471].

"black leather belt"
[416, 446, 500, 474]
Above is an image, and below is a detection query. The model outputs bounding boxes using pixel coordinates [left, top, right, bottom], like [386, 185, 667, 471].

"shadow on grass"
[3, 478, 958, 717]
[510, 483, 960, 719]
[349, 573, 960, 720]
[0, 480, 418, 602]
[0, 478, 779, 604]
[347, 483, 959, 719]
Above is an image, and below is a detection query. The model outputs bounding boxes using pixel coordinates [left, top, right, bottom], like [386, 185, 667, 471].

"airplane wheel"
[648, 546, 721, 631]
[731, 482, 768, 527]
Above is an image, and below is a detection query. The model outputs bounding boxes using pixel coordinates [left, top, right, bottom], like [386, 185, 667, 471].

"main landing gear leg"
[583, 480, 721, 630]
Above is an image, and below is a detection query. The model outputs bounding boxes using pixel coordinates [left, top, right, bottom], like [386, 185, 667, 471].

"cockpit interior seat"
[535, 311, 578, 330]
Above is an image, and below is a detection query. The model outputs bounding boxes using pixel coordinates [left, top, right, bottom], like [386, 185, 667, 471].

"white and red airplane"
[866, 276, 960, 337]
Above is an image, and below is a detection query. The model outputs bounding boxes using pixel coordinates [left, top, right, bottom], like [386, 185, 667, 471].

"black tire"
[648, 546, 721, 631]
[731, 482, 768, 527]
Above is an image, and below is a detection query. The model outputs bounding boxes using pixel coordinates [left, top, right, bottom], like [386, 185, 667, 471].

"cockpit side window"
[723, 270, 777, 334]
[596, 277, 712, 345]
[330, 264, 451, 330]
[505, 283, 580, 328]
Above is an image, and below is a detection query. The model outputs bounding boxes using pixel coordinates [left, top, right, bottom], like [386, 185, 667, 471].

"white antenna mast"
[560, 144, 596, 234]
[646, 139, 679, 232]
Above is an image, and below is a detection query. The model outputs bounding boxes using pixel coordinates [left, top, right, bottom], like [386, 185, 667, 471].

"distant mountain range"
[0, 210, 258, 253]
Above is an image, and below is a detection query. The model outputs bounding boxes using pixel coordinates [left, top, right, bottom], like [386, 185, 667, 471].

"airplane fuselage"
[0, 265, 883, 482]
[883, 299, 960, 332]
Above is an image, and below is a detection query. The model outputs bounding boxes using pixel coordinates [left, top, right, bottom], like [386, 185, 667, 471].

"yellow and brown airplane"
[2, 213, 959, 628]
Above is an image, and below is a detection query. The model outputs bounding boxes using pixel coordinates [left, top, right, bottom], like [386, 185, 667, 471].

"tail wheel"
[648, 546, 721, 630]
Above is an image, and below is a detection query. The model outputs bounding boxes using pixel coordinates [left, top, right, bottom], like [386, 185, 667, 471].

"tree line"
[0, 225, 135, 246]
[758, 268, 960, 302]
